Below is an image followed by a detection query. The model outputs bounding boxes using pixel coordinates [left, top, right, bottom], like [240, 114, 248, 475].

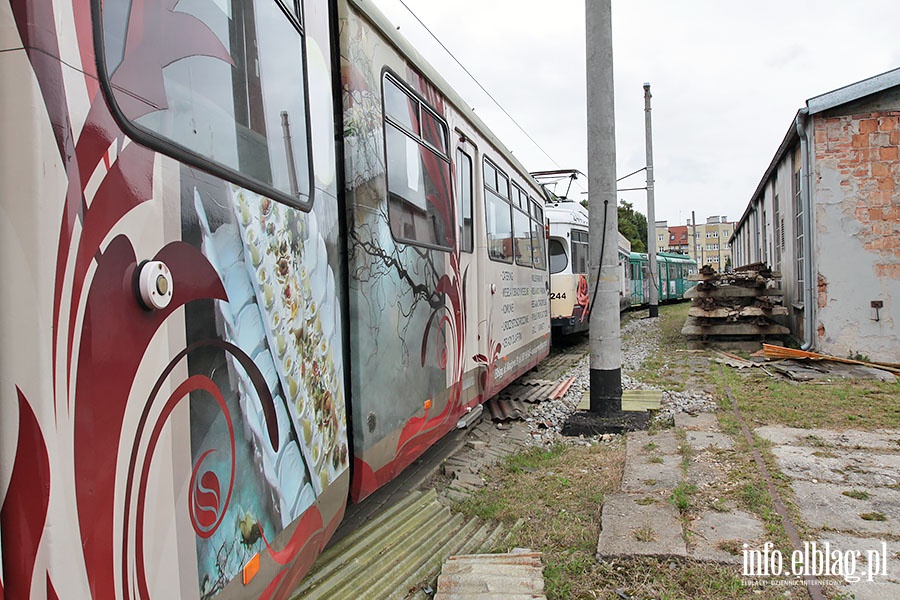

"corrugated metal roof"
[807, 67, 900, 115]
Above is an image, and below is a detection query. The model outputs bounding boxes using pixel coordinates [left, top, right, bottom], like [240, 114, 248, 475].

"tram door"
[454, 136, 483, 407]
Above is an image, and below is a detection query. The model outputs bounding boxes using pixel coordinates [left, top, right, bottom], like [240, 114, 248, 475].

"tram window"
[514, 207, 532, 267]
[530, 199, 546, 270]
[571, 229, 589, 274]
[383, 75, 453, 249]
[100, 0, 313, 207]
[484, 159, 512, 262]
[456, 149, 474, 253]
[548, 239, 568, 274]
[384, 81, 420, 135]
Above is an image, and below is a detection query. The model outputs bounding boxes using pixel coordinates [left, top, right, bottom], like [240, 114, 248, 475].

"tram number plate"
[550, 292, 566, 300]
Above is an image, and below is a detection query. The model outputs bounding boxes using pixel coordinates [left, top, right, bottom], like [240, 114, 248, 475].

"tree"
[617, 199, 647, 253]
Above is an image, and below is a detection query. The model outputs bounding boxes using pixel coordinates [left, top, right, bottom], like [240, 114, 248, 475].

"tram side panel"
[339, 0, 548, 503]
[2, 0, 350, 599]
[341, 6, 471, 502]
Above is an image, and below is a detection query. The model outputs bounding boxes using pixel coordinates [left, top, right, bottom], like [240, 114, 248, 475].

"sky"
[371, 0, 900, 227]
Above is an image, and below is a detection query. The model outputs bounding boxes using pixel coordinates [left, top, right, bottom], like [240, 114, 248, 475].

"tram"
[0, 0, 550, 598]
[544, 200, 631, 336]
[629, 251, 698, 305]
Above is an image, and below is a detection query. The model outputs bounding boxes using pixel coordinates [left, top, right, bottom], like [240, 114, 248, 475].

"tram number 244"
[549, 292, 567, 300]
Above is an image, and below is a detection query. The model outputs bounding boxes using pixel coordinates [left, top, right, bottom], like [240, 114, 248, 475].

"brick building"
[730, 68, 900, 361]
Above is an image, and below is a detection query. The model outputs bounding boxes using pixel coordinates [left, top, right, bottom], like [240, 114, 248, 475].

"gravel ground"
[523, 316, 718, 447]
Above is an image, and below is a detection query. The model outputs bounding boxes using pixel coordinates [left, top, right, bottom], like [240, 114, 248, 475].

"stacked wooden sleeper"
[681, 262, 790, 342]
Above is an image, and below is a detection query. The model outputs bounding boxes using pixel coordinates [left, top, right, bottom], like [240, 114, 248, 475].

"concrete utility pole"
[586, 0, 622, 414]
[644, 83, 659, 318]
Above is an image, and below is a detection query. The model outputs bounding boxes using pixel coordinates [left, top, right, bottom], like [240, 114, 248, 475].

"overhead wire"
[395, 0, 562, 169]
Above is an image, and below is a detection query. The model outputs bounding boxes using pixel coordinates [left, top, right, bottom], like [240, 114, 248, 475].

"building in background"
[729, 68, 900, 362]
[655, 217, 734, 269]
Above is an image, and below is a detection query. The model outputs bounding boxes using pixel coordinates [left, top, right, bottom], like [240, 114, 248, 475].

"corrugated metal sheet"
[291, 489, 515, 600]
[433, 551, 547, 599]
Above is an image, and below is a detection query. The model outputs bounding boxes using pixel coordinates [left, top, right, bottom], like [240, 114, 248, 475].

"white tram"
[545, 200, 631, 336]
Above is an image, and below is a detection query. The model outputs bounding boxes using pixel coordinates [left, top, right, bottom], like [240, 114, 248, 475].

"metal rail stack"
[681, 262, 790, 349]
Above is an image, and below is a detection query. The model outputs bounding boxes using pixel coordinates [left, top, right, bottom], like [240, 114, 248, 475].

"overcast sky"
[372, 0, 900, 226]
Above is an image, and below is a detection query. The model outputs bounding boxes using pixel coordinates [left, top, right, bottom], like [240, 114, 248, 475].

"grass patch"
[712, 365, 900, 431]
[842, 489, 871, 501]
[633, 525, 656, 542]
[648, 456, 664, 464]
[860, 512, 888, 522]
[670, 482, 698, 513]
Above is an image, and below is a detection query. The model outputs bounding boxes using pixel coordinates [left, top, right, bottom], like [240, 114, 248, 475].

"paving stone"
[755, 426, 900, 451]
[690, 509, 764, 564]
[771, 445, 900, 487]
[621, 430, 682, 493]
[685, 430, 734, 451]
[790, 480, 900, 536]
[815, 534, 900, 600]
[685, 455, 726, 489]
[597, 493, 687, 558]
[674, 412, 720, 431]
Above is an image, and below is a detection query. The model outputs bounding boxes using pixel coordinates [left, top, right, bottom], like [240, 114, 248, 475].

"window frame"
[93, 0, 316, 210]
[483, 157, 513, 264]
[382, 71, 454, 251]
[456, 147, 474, 253]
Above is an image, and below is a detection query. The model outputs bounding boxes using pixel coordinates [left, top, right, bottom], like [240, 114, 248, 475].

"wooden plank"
[622, 389, 662, 412]
[688, 306, 789, 318]
[685, 285, 783, 299]
[576, 389, 662, 412]
[761, 344, 900, 374]
[682, 322, 790, 336]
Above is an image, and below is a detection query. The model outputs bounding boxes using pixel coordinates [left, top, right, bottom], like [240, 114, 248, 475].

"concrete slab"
[690, 509, 765, 564]
[686, 456, 727, 489]
[771, 445, 900, 487]
[627, 430, 680, 454]
[621, 431, 682, 493]
[790, 480, 900, 535]
[674, 412, 720, 431]
[755, 426, 900, 451]
[597, 493, 687, 558]
[685, 430, 734, 451]
[815, 534, 900, 600]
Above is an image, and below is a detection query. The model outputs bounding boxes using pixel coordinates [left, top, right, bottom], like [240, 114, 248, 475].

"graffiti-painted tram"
[0, 0, 549, 597]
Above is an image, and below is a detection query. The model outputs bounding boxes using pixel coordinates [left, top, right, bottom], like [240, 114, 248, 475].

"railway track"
[295, 336, 589, 599]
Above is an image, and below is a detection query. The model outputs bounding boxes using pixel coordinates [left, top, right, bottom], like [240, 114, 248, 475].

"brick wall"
[815, 111, 900, 279]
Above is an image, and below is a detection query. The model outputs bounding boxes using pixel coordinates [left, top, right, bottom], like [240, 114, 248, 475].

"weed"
[717, 540, 744, 556]
[635, 497, 657, 506]
[813, 450, 838, 458]
[859, 512, 887, 522]
[643, 479, 658, 486]
[842, 489, 870, 501]
[633, 525, 656, 542]
[648, 456, 664, 464]
[670, 482, 697, 513]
